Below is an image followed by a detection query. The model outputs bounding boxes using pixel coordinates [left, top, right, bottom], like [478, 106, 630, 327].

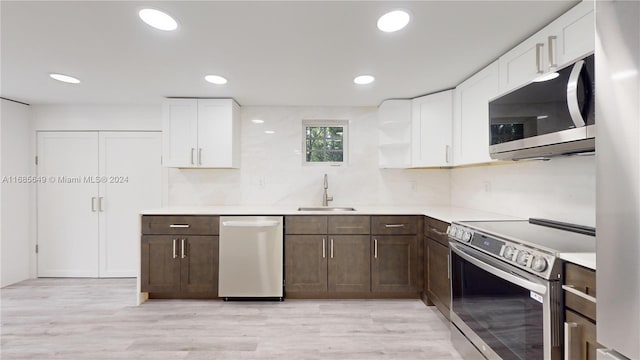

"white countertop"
[559, 252, 596, 270]
[141, 205, 520, 224]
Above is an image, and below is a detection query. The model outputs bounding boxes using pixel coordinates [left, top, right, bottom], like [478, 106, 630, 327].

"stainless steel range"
[447, 219, 595, 360]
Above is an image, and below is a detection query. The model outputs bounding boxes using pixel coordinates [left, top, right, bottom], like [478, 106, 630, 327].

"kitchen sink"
[297, 207, 356, 211]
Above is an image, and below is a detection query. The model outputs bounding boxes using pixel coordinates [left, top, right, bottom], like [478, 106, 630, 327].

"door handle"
[548, 35, 557, 69]
[330, 238, 334, 259]
[172, 239, 178, 259]
[374, 238, 378, 259]
[564, 322, 580, 360]
[98, 197, 104, 212]
[535, 43, 544, 74]
[445, 145, 450, 163]
[190, 148, 195, 165]
[91, 197, 97, 212]
[322, 238, 326, 259]
[198, 148, 202, 165]
[181, 239, 186, 259]
[567, 60, 587, 128]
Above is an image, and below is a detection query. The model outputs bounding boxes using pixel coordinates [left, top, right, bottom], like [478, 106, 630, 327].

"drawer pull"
[562, 285, 596, 303]
[169, 224, 190, 228]
[384, 224, 405, 228]
[564, 322, 580, 360]
[430, 228, 447, 236]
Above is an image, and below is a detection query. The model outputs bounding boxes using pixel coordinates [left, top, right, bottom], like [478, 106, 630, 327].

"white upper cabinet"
[162, 98, 240, 168]
[499, 0, 594, 93]
[411, 90, 453, 167]
[378, 99, 412, 168]
[453, 61, 500, 166]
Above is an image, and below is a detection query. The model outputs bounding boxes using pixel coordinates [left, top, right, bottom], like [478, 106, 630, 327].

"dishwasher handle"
[222, 220, 280, 227]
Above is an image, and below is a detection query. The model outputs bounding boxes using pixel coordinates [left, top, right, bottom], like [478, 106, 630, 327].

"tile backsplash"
[167, 106, 451, 207]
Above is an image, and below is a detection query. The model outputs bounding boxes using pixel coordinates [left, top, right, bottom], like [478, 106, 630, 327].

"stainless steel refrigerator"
[596, 1, 640, 359]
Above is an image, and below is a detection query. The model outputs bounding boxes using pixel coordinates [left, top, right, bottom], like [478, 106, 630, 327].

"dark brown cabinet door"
[285, 235, 328, 292]
[427, 238, 450, 319]
[180, 236, 218, 294]
[371, 235, 418, 293]
[141, 235, 181, 293]
[566, 310, 602, 360]
[328, 235, 370, 292]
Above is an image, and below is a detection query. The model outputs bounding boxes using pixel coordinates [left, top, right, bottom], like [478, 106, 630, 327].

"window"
[302, 120, 348, 165]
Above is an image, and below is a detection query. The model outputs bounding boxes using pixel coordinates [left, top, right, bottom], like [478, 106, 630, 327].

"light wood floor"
[1, 279, 462, 360]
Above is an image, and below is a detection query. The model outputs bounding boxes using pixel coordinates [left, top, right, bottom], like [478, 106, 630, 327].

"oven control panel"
[448, 224, 556, 279]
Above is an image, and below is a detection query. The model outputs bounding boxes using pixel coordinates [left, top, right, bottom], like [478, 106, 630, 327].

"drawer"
[564, 262, 596, 321]
[141, 216, 219, 235]
[328, 216, 370, 234]
[426, 217, 450, 246]
[285, 216, 327, 234]
[371, 216, 418, 235]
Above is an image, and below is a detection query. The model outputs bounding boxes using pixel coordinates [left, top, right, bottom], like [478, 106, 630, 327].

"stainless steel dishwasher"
[218, 216, 283, 300]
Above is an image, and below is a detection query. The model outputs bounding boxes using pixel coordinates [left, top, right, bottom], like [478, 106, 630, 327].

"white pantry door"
[37, 132, 100, 277]
[98, 132, 162, 277]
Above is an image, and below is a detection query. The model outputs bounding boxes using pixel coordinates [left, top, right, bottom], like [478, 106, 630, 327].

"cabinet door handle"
[384, 224, 405, 228]
[445, 145, 450, 163]
[98, 197, 104, 212]
[91, 197, 97, 212]
[536, 43, 545, 74]
[181, 239, 186, 259]
[330, 238, 334, 259]
[198, 148, 202, 165]
[374, 238, 378, 259]
[322, 238, 326, 259]
[190, 148, 195, 165]
[548, 35, 557, 69]
[172, 239, 178, 259]
[169, 224, 190, 228]
[564, 322, 580, 360]
[562, 285, 597, 303]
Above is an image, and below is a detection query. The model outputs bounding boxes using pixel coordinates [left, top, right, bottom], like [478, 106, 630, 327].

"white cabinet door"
[162, 99, 198, 167]
[454, 61, 500, 166]
[98, 132, 162, 277]
[552, 0, 594, 66]
[37, 132, 100, 277]
[499, 33, 548, 93]
[197, 99, 240, 168]
[411, 91, 453, 167]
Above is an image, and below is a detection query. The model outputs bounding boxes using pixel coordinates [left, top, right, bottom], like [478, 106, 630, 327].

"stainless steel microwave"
[489, 54, 595, 160]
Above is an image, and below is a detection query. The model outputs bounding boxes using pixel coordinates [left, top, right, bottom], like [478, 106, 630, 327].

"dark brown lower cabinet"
[284, 235, 328, 292]
[329, 235, 370, 292]
[371, 235, 418, 293]
[427, 237, 450, 319]
[284, 234, 370, 295]
[565, 309, 600, 360]
[141, 235, 218, 295]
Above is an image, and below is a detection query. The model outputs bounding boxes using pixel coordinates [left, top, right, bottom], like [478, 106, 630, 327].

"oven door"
[449, 242, 561, 360]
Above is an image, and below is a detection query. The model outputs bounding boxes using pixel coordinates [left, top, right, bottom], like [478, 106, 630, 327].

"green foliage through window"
[305, 126, 344, 162]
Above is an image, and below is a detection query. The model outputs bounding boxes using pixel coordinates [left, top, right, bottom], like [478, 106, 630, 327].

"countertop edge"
[559, 252, 596, 270]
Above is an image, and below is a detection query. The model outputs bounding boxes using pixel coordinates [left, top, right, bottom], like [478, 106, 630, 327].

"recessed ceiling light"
[204, 75, 228, 85]
[264, 130, 275, 134]
[533, 72, 560, 82]
[252, 119, 265, 124]
[49, 73, 81, 84]
[377, 10, 410, 33]
[139, 8, 178, 31]
[354, 75, 375, 85]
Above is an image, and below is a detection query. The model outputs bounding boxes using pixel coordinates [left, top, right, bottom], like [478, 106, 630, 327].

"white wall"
[168, 106, 451, 206]
[31, 104, 161, 131]
[451, 155, 596, 226]
[1, 99, 33, 287]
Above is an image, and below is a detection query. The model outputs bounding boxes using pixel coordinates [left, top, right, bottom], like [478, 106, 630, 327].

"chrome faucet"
[322, 173, 333, 206]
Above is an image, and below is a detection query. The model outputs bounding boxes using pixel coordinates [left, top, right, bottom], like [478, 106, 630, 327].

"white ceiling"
[1, 1, 578, 106]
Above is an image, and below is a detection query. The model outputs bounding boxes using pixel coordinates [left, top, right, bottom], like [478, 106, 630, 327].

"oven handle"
[450, 242, 547, 294]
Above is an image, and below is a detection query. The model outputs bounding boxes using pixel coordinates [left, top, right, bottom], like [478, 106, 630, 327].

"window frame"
[301, 119, 349, 166]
